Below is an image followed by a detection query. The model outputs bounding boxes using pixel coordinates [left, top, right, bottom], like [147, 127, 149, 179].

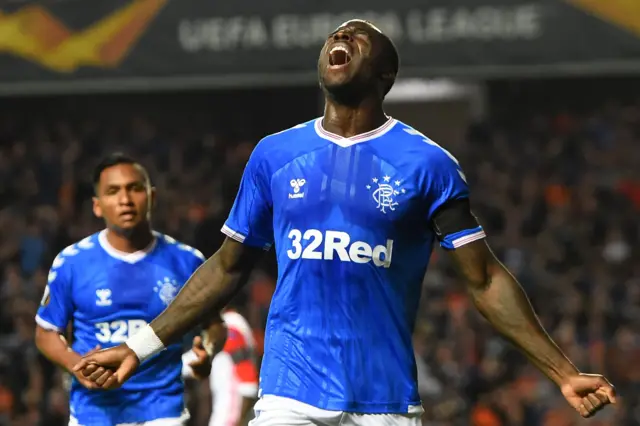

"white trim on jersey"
[314, 116, 398, 148]
[98, 229, 157, 263]
[221, 225, 272, 250]
[451, 229, 486, 248]
[221, 224, 246, 243]
[35, 314, 62, 332]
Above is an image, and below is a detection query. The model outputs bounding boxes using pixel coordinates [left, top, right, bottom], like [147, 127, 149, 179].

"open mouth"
[119, 211, 137, 220]
[328, 45, 352, 68]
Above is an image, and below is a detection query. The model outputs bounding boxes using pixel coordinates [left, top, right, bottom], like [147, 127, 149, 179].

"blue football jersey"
[36, 230, 205, 425]
[222, 117, 485, 414]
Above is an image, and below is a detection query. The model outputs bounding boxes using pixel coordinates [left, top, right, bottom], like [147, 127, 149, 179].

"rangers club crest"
[154, 277, 179, 306]
[366, 175, 406, 214]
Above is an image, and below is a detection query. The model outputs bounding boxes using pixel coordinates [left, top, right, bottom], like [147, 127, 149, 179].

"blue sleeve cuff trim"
[440, 226, 486, 250]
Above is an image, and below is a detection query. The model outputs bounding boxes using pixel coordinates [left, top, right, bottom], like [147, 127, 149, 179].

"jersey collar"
[98, 229, 157, 263]
[314, 116, 397, 148]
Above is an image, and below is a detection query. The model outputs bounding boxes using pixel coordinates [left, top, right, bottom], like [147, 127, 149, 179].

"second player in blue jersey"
[35, 154, 224, 426]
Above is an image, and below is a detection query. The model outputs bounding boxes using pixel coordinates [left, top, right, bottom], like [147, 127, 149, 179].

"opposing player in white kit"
[209, 307, 259, 426]
[76, 19, 615, 425]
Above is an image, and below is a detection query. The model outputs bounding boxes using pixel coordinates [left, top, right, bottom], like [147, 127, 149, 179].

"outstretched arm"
[422, 146, 614, 417]
[448, 240, 577, 384]
[446, 239, 615, 417]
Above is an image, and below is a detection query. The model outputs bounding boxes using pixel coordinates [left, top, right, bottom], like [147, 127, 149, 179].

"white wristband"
[125, 324, 165, 363]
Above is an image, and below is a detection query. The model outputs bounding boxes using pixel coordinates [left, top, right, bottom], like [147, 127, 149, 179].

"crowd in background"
[0, 80, 638, 426]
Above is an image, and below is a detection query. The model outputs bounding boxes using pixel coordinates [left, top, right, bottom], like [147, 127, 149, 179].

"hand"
[70, 345, 114, 390]
[188, 336, 212, 379]
[560, 373, 616, 418]
[204, 317, 228, 357]
[73, 344, 140, 390]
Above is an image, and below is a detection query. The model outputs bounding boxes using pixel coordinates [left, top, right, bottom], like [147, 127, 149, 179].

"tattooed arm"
[152, 238, 261, 344]
[447, 239, 615, 417]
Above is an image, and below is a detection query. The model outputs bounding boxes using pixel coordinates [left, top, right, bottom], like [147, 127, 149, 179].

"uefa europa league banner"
[0, 0, 639, 91]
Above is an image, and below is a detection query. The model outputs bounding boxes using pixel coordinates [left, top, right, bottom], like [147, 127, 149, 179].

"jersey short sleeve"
[222, 143, 274, 250]
[424, 146, 485, 250]
[36, 253, 73, 332]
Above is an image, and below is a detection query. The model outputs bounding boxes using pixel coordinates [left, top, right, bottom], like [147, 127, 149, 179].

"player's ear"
[379, 71, 395, 94]
[381, 71, 395, 81]
[92, 196, 103, 218]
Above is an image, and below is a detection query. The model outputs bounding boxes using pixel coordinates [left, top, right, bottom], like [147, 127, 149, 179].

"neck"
[322, 95, 387, 138]
[105, 224, 154, 253]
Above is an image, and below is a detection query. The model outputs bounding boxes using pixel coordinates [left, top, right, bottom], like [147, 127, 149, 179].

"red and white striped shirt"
[209, 311, 259, 426]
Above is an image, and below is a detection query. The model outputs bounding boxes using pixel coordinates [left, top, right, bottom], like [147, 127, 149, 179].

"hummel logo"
[289, 179, 306, 199]
[96, 289, 112, 307]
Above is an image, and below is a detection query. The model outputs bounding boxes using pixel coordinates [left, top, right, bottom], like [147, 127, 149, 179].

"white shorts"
[118, 418, 187, 426]
[70, 412, 189, 426]
[249, 395, 422, 426]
